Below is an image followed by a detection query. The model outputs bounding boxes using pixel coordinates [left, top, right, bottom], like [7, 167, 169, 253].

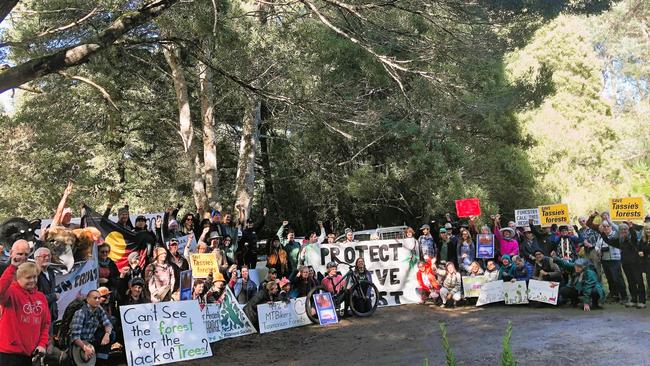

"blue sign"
[313, 292, 338, 326]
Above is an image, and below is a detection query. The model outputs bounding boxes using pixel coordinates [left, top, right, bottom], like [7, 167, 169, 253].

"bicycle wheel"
[305, 285, 329, 324]
[349, 281, 379, 317]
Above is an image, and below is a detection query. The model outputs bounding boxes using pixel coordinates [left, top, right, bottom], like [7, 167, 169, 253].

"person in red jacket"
[0, 249, 51, 366]
[416, 259, 441, 304]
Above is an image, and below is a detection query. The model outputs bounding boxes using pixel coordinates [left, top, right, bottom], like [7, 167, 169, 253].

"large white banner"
[257, 297, 311, 334]
[40, 212, 163, 233]
[527, 279, 559, 305]
[303, 239, 420, 306]
[202, 288, 256, 343]
[53, 259, 98, 320]
[120, 300, 212, 366]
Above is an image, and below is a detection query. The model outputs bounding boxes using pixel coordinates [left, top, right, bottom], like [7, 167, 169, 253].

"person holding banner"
[243, 280, 280, 331]
[532, 250, 562, 282]
[599, 223, 646, 308]
[554, 258, 605, 312]
[0, 257, 50, 366]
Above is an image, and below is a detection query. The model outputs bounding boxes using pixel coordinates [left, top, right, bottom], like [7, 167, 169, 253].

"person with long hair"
[267, 237, 291, 278]
[353, 257, 373, 283]
[456, 228, 475, 274]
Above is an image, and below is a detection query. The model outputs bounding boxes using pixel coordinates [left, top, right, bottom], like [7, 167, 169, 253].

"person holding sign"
[493, 215, 519, 257]
[599, 223, 646, 308]
[532, 250, 562, 282]
[554, 258, 605, 312]
[0, 255, 50, 366]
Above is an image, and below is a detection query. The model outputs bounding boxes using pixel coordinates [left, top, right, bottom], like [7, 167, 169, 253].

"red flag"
[455, 198, 481, 218]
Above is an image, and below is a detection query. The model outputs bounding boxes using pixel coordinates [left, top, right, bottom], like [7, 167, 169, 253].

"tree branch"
[37, 6, 99, 37]
[0, 0, 19, 24]
[57, 71, 120, 111]
[0, 0, 179, 93]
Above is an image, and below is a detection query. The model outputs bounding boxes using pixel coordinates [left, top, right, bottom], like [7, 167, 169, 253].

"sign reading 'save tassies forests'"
[609, 197, 644, 221]
[537, 204, 570, 227]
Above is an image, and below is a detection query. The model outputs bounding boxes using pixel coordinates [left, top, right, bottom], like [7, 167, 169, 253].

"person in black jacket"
[600, 223, 646, 308]
[243, 280, 279, 330]
[238, 208, 267, 269]
[436, 228, 458, 266]
[519, 227, 544, 264]
[35, 247, 59, 325]
[97, 243, 120, 292]
[290, 266, 318, 298]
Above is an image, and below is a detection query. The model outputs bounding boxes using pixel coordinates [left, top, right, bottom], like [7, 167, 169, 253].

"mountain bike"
[305, 260, 379, 323]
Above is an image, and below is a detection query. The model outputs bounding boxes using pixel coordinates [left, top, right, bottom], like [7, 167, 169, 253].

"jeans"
[601, 260, 627, 299]
[440, 287, 461, 304]
[416, 287, 440, 301]
[622, 261, 646, 304]
[0, 353, 31, 366]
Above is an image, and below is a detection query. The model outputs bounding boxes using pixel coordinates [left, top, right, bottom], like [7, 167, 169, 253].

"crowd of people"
[0, 187, 649, 365]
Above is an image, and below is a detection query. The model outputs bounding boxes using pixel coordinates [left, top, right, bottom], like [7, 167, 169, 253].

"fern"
[439, 323, 457, 366]
[500, 321, 518, 366]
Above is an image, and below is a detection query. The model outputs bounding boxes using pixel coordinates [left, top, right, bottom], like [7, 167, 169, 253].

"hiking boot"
[636, 303, 647, 309]
[440, 303, 448, 308]
[624, 301, 636, 308]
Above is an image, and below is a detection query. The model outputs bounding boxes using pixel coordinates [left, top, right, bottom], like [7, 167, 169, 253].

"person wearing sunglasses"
[70, 290, 114, 363]
[97, 244, 119, 292]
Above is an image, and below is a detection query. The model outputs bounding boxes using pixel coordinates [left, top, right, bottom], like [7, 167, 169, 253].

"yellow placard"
[609, 197, 644, 221]
[190, 253, 218, 278]
[537, 204, 570, 227]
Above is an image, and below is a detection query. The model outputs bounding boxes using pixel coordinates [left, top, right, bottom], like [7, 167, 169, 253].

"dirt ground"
[145, 302, 650, 366]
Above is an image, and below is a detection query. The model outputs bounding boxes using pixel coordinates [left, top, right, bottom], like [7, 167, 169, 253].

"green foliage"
[439, 323, 457, 366]
[501, 321, 518, 366]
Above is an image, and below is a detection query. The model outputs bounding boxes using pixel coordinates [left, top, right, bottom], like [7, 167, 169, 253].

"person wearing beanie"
[498, 254, 516, 281]
[549, 225, 580, 260]
[117, 251, 144, 302]
[103, 203, 134, 230]
[119, 277, 149, 306]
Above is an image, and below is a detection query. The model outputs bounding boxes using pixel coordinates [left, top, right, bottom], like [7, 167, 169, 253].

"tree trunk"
[259, 117, 280, 214]
[198, 49, 219, 209]
[233, 94, 261, 221]
[163, 44, 208, 213]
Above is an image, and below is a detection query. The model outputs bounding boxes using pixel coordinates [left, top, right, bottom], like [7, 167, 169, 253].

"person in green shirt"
[277, 221, 301, 273]
[555, 257, 605, 312]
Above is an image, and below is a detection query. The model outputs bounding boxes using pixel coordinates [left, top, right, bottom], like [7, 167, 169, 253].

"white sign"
[527, 279, 559, 305]
[54, 259, 98, 320]
[303, 239, 420, 306]
[476, 280, 505, 306]
[202, 288, 256, 343]
[120, 300, 212, 366]
[461, 276, 485, 298]
[503, 281, 529, 305]
[514, 208, 541, 227]
[257, 297, 311, 334]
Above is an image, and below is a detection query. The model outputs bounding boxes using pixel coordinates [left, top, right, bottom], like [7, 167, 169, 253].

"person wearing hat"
[165, 237, 189, 296]
[134, 215, 148, 232]
[498, 254, 516, 281]
[70, 290, 113, 364]
[147, 247, 175, 303]
[492, 214, 519, 257]
[520, 226, 544, 265]
[321, 261, 345, 294]
[119, 277, 149, 306]
[259, 268, 279, 291]
[205, 270, 227, 304]
[549, 225, 580, 260]
[532, 250, 562, 282]
[554, 257, 605, 311]
[418, 224, 436, 264]
[343, 228, 355, 244]
[278, 277, 292, 302]
[117, 251, 143, 299]
[436, 227, 458, 267]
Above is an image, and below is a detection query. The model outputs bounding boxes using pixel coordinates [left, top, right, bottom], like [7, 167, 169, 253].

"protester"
[352, 257, 373, 283]
[220, 212, 239, 253]
[147, 247, 175, 303]
[342, 228, 356, 245]
[192, 279, 207, 305]
[484, 259, 500, 282]
[322, 261, 345, 294]
[290, 266, 318, 298]
[278, 277, 292, 301]
[419, 224, 436, 263]
[555, 258, 605, 311]
[493, 215, 519, 257]
[244, 280, 279, 331]
[639, 223, 650, 296]
[298, 221, 326, 266]
[592, 219, 628, 303]
[0, 258, 50, 366]
[440, 262, 461, 308]
[205, 271, 227, 304]
[119, 277, 149, 306]
[456, 228, 475, 274]
[498, 254, 516, 281]
[532, 250, 562, 282]
[416, 260, 440, 304]
[550, 225, 580, 260]
[97, 243, 119, 291]
[578, 214, 603, 281]
[512, 255, 533, 281]
[104, 204, 134, 230]
[436, 227, 457, 266]
[600, 223, 646, 308]
[520, 226, 543, 264]
[259, 268, 279, 291]
[229, 265, 258, 304]
[277, 220, 303, 272]
[70, 290, 114, 363]
[34, 247, 59, 323]
[467, 261, 484, 277]
[267, 236, 291, 278]
[238, 208, 267, 269]
[0, 239, 30, 277]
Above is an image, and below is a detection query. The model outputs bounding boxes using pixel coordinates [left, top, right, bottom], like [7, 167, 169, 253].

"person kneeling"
[555, 258, 605, 312]
[416, 260, 440, 304]
[440, 262, 461, 308]
[69, 290, 114, 364]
